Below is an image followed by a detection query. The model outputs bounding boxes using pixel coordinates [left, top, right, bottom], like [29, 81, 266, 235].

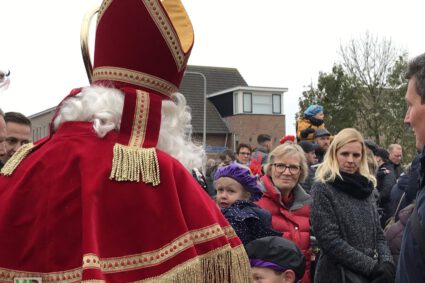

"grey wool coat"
[310, 181, 393, 283]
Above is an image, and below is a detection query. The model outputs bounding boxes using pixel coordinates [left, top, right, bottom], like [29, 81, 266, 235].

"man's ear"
[282, 269, 296, 283]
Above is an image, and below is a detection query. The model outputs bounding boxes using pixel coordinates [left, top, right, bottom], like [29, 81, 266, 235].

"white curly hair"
[53, 85, 205, 170]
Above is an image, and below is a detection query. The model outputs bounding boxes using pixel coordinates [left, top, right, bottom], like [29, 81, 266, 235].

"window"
[273, 94, 281, 114]
[242, 92, 282, 114]
[253, 95, 272, 114]
[243, 92, 252, 113]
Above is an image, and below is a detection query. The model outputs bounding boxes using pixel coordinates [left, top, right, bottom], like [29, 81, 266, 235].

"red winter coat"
[258, 175, 312, 283]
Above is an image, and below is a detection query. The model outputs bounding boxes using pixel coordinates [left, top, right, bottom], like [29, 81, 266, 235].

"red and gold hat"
[83, 0, 195, 184]
[91, 0, 194, 99]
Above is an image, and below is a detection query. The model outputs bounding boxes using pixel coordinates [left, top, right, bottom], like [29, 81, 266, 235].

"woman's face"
[215, 177, 248, 208]
[336, 141, 363, 174]
[270, 154, 301, 195]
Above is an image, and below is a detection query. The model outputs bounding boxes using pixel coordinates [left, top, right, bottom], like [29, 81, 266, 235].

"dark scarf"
[309, 117, 324, 126]
[329, 171, 374, 199]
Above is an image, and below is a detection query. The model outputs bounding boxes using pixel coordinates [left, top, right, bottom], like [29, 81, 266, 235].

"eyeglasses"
[271, 163, 301, 174]
[238, 152, 251, 156]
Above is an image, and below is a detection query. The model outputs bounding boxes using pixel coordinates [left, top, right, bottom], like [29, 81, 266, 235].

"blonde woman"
[310, 128, 394, 283]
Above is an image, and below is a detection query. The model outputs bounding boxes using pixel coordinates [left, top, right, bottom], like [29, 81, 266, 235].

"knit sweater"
[221, 200, 282, 246]
[311, 181, 393, 283]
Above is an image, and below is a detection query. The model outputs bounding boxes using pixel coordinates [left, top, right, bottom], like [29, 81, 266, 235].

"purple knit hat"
[214, 163, 263, 201]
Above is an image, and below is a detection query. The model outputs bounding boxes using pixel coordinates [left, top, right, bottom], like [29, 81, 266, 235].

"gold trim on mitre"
[1, 143, 34, 176]
[92, 67, 177, 99]
[96, 0, 113, 24]
[144, 0, 193, 71]
[160, 0, 194, 53]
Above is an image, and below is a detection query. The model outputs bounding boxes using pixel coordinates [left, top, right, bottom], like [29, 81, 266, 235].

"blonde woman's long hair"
[315, 128, 377, 187]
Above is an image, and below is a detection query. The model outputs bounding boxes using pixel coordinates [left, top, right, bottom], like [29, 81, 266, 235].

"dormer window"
[242, 92, 281, 114]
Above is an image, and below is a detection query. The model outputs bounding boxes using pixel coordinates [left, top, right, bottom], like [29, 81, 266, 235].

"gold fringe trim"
[110, 143, 160, 185]
[1, 143, 34, 176]
[134, 245, 251, 283]
[0, 245, 250, 282]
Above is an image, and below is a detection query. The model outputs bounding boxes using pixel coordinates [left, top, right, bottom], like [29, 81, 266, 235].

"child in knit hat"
[246, 236, 306, 283]
[214, 163, 281, 245]
[296, 104, 325, 142]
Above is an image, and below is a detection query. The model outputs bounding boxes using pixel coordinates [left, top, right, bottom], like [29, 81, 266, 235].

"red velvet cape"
[0, 122, 249, 282]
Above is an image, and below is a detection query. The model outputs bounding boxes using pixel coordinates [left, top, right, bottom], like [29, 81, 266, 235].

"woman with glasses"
[310, 128, 394, 283]
[257, 143, 313, 283]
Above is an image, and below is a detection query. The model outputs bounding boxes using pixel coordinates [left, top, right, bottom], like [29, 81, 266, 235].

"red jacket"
[258, 175, 312, 283]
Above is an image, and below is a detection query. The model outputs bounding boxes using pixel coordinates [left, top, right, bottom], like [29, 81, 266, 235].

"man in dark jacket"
[388, 144, 404, 180]
[397, 52, 425, 282]
[313, 128, 331, 164]
[375, 148, 397, 227]
[299, 141, 319, 194]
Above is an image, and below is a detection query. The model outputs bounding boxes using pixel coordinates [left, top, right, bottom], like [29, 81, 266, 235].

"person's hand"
[300, 127, 315, 138]
[370, 262, 395, 283]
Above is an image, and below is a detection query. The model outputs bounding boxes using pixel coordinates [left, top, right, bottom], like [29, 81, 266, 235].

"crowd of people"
[201, 55, 425, 282]
[0, 0, 424, 282]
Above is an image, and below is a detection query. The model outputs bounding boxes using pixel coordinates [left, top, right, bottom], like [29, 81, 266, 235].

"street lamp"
[184, 71, 207, 151]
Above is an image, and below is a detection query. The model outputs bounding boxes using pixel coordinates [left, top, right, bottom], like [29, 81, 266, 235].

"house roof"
[180, 65, 248, 134]
[208, 85, 288, 98]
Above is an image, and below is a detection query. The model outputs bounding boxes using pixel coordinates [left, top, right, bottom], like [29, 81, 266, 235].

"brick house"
[29, 65, 288, 156]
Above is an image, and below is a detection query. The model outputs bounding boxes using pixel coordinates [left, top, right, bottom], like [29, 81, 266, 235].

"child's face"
[313, 111, 324, 120]
[251, 267, 290, 283]
[215, 177, 248, 208]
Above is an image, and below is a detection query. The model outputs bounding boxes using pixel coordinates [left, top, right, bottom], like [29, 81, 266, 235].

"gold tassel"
[1, 143, 34, 176]
[109, 143, 160, 185]
[137, 245, 251, 282]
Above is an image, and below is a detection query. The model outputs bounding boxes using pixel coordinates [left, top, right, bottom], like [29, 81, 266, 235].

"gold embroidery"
[82, 254, 101, 270]
[96, 0, 112, 24]
[222, 225, 238, 239]
[131, 245, 251, 282]
[129, 90, 149, 147]
[0, 226, 248, 282]
[82, 224, 226, 272]
[1, 143, 34, 176]
[0, 266, 82, 283]
[92, 67, 177, 98]
[144, 0, 186, 71]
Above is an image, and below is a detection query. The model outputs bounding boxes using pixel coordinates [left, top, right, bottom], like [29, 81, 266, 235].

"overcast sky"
[1, 0, 424, 134]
